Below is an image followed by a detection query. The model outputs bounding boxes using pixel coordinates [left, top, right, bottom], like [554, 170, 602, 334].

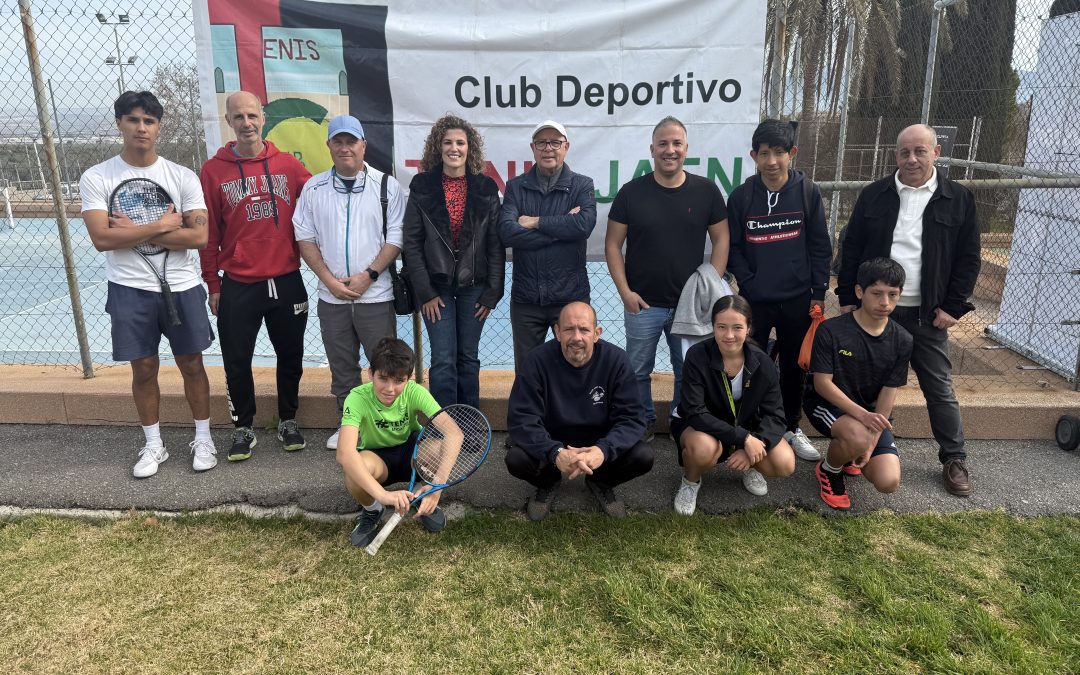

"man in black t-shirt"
[605, 116, 729, 439]
[803, 258, 913, 510]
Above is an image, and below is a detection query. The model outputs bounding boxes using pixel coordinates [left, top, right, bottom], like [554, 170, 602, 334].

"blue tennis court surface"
[0, 217, 671, 370]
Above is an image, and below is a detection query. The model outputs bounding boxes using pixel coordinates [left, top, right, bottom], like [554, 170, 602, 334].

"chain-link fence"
[763, 0, 1080, 388]
[2, 1, 1078, 389]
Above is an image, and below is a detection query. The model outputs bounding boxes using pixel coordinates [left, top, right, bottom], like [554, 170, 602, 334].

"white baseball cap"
[531, 120, 567, 139]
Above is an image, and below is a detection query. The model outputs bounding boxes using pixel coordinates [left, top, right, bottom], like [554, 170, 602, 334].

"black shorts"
[363, 431, 420, 486]
[803, 399, 898, 458]
[668, 415, 742, 466]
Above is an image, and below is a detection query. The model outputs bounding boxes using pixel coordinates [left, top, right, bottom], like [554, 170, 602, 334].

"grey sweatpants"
[318, 299, 396, 415]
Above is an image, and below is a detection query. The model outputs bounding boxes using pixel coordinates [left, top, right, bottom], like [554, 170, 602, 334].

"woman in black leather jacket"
[402, 115, 505, 407]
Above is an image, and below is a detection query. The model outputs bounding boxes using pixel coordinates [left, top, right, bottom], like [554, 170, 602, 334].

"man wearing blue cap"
[295, 115, 406, 450]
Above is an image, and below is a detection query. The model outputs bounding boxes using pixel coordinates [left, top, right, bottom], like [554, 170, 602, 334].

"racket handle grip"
[364, 512, 403, 556]
[161, 283, 181, 327]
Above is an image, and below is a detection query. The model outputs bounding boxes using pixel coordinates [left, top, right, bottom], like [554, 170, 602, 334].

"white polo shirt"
[293, 165, 405, 304]
[891, 167, 937, 307]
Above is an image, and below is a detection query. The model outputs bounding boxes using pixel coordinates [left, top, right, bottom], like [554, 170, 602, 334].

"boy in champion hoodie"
[200, 91, 312, 461]
[727, 119, 833, 468]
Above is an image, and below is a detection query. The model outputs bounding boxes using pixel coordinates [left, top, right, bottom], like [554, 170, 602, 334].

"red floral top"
[442, 173, 467, 248]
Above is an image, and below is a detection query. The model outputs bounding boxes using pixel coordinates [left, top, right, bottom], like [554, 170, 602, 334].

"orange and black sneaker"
[815, 461, 851, 510]
[842, 462, 862, 477]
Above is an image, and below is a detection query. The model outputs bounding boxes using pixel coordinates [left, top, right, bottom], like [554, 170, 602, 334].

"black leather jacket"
[836, 173, 981, 324]
[402, 167, 506, 309]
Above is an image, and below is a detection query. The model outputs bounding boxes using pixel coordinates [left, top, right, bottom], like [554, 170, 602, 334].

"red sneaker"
[815, 461, 851, 510]
[842, 462, 862, 477]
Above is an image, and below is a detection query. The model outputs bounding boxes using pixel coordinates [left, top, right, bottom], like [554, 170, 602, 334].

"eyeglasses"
[532, 139, 566, 149]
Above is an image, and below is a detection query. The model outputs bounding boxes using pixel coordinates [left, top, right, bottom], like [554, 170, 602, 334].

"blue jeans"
[423, 284, 487, 408]
[624, 306, 683, 425]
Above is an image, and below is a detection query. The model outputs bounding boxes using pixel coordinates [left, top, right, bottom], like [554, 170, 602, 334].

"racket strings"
[414, 407, 490, 485]
[111, 181, 172, 255]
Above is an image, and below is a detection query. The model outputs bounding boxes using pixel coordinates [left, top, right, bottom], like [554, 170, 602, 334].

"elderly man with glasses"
[498, 120, 598, 372]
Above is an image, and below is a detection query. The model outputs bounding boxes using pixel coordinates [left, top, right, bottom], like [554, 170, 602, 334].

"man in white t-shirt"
[80, 91, 217, 478]
[294, 115, 405, 450]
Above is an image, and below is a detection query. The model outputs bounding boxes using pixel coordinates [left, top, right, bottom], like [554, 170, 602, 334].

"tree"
[150, 63, 205, 172]
[1050, 0, 1080, 17]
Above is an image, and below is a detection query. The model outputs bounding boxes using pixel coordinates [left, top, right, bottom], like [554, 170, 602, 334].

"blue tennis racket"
[364, 404, 492, 555]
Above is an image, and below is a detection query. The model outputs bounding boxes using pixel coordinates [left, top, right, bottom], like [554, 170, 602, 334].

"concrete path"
[1, 424, 1078, 518]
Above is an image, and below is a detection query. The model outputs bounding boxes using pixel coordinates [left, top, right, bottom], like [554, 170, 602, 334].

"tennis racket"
[108, 177, 183, 327]
[364, 404, 492, 555]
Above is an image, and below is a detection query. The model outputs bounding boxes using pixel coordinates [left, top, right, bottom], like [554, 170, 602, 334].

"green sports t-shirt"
[340, 381, 441, 450]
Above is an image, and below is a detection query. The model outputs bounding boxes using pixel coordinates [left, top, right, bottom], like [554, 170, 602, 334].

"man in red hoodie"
[200, 91, 312, 461]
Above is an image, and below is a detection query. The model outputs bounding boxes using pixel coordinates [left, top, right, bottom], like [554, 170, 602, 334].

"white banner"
[193, 0, 767, 257]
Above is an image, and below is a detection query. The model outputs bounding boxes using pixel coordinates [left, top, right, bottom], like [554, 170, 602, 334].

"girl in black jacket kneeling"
[670, 295, 796, 515]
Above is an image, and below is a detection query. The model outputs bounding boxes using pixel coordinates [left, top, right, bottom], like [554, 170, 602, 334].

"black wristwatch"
[365, 267, 379, 281]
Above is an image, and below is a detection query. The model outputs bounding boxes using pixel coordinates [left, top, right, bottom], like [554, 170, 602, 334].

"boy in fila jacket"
[199, 91, 312, 461]
[727, 119, 833, 467]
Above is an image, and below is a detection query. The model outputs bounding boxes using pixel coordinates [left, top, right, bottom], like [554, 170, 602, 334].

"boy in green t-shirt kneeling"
[336, 337, 445, 547]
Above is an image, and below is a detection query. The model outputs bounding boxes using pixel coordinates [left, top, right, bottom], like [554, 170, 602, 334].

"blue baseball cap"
[328, 115, 365, 140]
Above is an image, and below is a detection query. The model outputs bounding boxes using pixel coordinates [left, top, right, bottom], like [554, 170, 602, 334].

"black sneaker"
[643, 422, 656, 444]
[227, 427, 256, 462]
[277, 419, 306, 452]
[419, 506, 446, 533]
[526, 484, 557, 521]
[350, 507, 384, 547]
[586, 478, 626, 518]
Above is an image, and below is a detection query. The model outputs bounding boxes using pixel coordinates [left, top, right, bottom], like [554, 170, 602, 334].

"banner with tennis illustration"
[192, 0, 767, 256]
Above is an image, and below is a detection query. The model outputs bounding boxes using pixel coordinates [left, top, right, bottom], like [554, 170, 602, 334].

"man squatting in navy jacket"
[505, 302, 654, 521]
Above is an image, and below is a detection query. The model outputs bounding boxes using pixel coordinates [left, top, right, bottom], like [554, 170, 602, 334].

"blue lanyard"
[332, 167, 362, 276]
[344, 189, 352, 276]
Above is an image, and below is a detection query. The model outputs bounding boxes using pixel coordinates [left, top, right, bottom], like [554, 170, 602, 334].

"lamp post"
[96, 13, 136, 95]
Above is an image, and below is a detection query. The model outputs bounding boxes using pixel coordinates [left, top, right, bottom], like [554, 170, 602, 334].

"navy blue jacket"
[837, 173, 981, 324]
[727, 169, 832, 303]
[498, 164, 597, 306]
[508, 339, 644, 463]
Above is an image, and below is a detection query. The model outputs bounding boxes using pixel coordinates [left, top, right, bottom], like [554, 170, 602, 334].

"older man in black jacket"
[498, 120, 597, 371]
[836, 123, 981, 497]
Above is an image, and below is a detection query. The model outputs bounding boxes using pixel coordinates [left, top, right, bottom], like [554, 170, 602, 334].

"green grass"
[1, 510, 1077, 673]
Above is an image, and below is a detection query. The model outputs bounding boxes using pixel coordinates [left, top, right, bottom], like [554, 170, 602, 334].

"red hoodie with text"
[199, 140, 312, 294]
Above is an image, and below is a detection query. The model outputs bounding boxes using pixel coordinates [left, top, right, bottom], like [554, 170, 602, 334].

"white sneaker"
[326, 430, 339, 450]
[190, 438, 217, 472]
[786, 428, 821, 461]
[674, 478, 701, 515]
[133, 441, 168, 479]
[741, 468, 768, 496]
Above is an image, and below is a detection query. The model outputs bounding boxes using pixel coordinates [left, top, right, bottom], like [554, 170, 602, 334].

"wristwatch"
[365, 267, 379, 281]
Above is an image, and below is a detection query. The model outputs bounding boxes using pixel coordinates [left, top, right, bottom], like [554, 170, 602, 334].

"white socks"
[194, 418, 212, 441]
[143, 421, 213, 444]
[142, 423, 162, 447]
[822, 457, 843, 474]
[363, 501, 385, 513]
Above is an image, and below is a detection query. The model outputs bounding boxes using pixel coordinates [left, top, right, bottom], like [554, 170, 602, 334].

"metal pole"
[47, 78, 71, 191]
[19, 0, 95, 378]
[871, 115, 883, 178]
[921, 0, 956, 124]
[828, 20, 856, 244]
[113, 24, 124, 95]
[767, 3, 786, 118]
[411, 311, 424, 384]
